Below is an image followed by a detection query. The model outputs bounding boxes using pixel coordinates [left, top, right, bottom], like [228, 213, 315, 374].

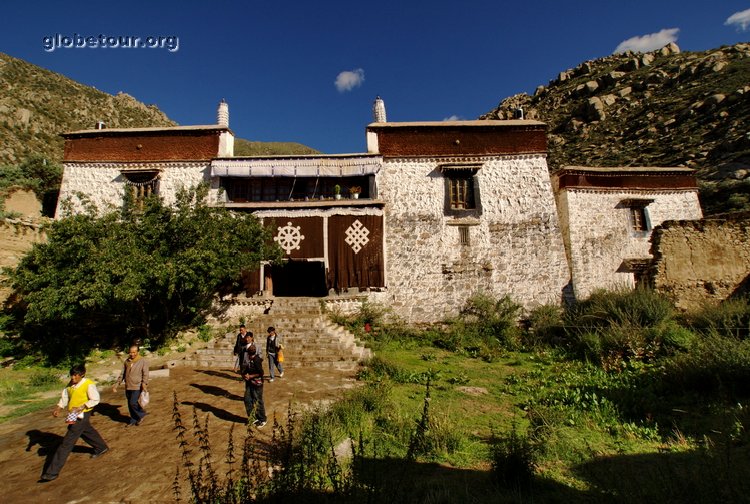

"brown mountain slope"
[0, 52, 175, 164]
[481, 42, 750, 215]
[0, 53, 318, 165]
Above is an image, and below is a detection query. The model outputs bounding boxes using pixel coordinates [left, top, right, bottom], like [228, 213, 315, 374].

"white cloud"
[725, 8, 750, 31]
[613, 28, 679, 54]
[334, 68, 365, 92]
[443, 115, 461, 121]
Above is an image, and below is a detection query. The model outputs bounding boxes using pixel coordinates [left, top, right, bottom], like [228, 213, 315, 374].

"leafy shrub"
[3, 184, 281, 362]
[646, 321, 697, 353]
[356, 300, 391, 326]
[661, 331, 750, 396]
[687, 297, 750, 340]
[566, 288, 678, 367]
[329, 382, 392, 433]
[198, 324, 212, 342]
[567, 287, 675, 330]
[0, 334, 23, 358]
[358, 355, 402, 381]
[28, 368, 61, 387]
[524, 304, 565, 348]
[441, 293, 522, 354]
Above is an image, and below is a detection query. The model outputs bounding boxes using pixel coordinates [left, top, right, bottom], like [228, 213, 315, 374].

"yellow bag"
[277, 349, 285, 363]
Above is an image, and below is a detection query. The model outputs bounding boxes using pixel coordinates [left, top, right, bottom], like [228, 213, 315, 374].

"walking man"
[40, 364, 109, 482]
[113, 344, 149, 426]
[266, 326, 284, 381]
[240, 338, 267, 427]
[234, 325, 262, 371]
[233, 323, 249, 367]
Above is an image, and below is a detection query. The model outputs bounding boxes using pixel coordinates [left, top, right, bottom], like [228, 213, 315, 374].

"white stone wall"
[558, 189, 702, 300]
[375, 154, 570, 323]
[159, 164, 211, 205]
[56, 162, 211, 216]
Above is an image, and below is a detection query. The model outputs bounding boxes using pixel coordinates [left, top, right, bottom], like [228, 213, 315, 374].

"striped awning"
[211, 156, 382, 178]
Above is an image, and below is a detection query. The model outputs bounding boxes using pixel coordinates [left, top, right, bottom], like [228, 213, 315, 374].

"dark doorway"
[271, 260, 328, 297]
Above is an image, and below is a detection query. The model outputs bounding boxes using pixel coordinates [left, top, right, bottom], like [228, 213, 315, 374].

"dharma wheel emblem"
[345, 219, 370, 254]
[274, 222, 304, 255]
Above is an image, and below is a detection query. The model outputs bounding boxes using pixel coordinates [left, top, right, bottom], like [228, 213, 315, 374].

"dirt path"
[0, 364, 360, 503]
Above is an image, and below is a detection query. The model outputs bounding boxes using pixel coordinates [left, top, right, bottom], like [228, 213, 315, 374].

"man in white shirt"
[40, 364, 109, 482]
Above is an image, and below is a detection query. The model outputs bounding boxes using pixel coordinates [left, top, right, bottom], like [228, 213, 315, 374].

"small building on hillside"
[56, 100, 703, 322]
[551, 166, 703, 299]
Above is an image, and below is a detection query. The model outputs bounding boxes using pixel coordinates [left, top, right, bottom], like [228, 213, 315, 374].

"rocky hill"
[0, 53, 317, 165]
[0, 52, 176, 164]
[481, 42, 750, 215]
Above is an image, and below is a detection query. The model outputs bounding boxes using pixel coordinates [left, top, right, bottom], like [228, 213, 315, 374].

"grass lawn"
[0, 366, 64, 421]
[336, 336, 750, 503]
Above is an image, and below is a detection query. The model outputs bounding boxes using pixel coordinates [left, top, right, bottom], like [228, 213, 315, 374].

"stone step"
[195, 300, 370, 369]
[217, 336, 348, 347]
[188, 362, 361, 372]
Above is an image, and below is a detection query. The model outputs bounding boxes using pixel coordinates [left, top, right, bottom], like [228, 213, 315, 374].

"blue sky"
[2, 1, 750, 154]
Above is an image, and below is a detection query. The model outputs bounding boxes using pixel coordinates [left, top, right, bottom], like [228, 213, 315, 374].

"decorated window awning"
[121, 170, 160, 186]
[438, 163, 482, 173]
[619, 198, 655, 208]
[211, 155, 382, 178]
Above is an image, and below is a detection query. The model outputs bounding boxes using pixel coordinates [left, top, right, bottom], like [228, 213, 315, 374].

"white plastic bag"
[138, 390, 150, 408]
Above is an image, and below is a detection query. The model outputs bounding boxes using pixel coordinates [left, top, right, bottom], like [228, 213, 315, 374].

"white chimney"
[372, 96, 387, 123]
[217, 99, 229, 127]
[95, 121, 105, 130]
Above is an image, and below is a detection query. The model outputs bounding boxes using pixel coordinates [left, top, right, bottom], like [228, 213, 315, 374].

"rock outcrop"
[482, 42, 750, 215]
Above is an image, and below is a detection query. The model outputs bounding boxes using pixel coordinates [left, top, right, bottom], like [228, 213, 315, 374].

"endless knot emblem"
[274, 221, 304, 255]
[344, 219, 370, 254]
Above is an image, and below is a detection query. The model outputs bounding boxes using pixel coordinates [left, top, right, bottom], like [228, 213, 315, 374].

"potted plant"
[334, 184, 342, 200]
[349, 186, 361, 199]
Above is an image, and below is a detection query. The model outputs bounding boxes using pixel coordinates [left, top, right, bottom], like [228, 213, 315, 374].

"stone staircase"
[192, 297, 371, 370]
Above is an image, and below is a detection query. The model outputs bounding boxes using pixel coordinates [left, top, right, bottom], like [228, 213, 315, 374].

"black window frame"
[440, 164, 482, 217]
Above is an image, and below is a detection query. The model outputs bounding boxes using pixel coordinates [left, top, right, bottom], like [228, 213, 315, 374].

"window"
[221, 177, 370, 202]
[441, 165, 481, 216]
[630, 207, 648, 231]
[122, 171, 159, 208]
[449, 175, 475, 210]
[620, 199, 654, 233]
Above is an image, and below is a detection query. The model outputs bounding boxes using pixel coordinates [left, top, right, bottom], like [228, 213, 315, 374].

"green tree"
[3, 185, 281, 361]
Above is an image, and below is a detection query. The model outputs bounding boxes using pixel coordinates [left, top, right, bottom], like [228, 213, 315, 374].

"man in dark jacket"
[233, 324, 248, 370]
[240, 341, 267, 427]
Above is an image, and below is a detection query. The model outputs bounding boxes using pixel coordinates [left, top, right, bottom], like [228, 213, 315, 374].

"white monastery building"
[56, 100, 703, 323]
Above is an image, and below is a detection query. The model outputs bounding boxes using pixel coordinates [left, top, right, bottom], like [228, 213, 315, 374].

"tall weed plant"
[490, 421, 538, 491]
